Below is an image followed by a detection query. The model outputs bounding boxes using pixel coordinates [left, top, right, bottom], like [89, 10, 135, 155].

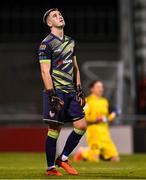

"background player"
[39, 8, 86, 176]
[74, 80, 120, 162]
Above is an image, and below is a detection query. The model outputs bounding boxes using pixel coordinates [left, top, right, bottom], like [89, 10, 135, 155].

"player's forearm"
[41, 71, 54, 90]
[73, 56, 81, 86]
[76, 68, 81, 86]
[108, 112, 116, 122]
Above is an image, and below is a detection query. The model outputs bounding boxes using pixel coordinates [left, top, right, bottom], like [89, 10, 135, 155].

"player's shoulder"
[64, 35, 75, 42]
[86, 95, 108, 103]
[85, 94, 94, 103]
[100, 97, 109, 104]
[42, 33, 53, 43]
[40, 34, 53, 45]
[39, 34, 53, 50]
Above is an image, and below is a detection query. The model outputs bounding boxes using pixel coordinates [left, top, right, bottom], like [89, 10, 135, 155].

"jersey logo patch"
[40, 44, 46, 50]
[49, 111, 55, 118]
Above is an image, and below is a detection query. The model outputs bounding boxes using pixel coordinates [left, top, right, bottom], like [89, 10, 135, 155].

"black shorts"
[43, 90, 85, 125]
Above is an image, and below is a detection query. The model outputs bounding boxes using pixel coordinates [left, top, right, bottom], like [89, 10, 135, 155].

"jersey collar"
[50, 32, 65, 42]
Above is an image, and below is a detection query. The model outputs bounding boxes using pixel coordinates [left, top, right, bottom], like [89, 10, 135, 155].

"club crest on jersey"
[49, 111, 55, 118]
[40, 44, 46, 50]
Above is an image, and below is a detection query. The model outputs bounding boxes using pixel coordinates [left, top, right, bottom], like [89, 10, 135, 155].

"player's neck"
[51, 27, 64, 40]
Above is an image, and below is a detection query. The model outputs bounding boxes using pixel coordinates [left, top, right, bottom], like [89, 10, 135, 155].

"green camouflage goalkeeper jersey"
[38, 33, 76, 93]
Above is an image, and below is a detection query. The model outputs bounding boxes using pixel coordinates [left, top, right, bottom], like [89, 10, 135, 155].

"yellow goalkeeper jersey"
[84, 94, 115, 140]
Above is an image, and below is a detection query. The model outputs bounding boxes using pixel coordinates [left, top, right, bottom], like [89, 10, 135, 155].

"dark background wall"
[0, 0, 119, 42]
[0, 0, 119, 114]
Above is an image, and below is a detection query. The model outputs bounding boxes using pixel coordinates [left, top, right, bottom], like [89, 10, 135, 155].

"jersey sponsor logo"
[49, 111, 55, 118]
[57, 59, 72, 65]
[63, 59, 72, 64]
[57, 59, 63, 65]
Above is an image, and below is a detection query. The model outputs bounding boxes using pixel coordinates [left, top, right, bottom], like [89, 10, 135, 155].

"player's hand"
[112, 106, 121, 116]
[96, 116, 108, 123]
[46, 89, 64, 112]
[76, 85, 86, 107]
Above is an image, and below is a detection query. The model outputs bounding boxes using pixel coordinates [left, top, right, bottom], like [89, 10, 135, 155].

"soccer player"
[38, 8, 86, 176]
[74, 80, 120, 162]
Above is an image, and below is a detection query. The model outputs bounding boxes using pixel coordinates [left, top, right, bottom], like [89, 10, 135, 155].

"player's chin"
[59, 22, 65, 28]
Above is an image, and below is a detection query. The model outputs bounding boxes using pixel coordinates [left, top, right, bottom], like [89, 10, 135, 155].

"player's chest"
[50, 40, 75, 57]
[92, 101, 108, 115]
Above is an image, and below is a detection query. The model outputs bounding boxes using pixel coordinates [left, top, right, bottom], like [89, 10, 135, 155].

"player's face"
[92, 82, 104, 97]
[47, 10, 65, 28]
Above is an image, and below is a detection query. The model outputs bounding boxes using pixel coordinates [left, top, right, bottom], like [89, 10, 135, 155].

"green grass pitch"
[0, 153, 146, 179]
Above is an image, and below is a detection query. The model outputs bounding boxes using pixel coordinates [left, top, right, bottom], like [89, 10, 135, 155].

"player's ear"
[47, 19, 52, 28]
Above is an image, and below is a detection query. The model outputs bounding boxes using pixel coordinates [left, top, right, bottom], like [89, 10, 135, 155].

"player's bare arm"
[73, 56, 81, 86]
[40, 62, 53, 90]
[73, 56, 85, 107]
[40, 62, 64, 114]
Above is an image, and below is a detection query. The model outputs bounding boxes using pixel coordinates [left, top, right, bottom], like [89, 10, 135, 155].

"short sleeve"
[38, 42, 52, 64]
